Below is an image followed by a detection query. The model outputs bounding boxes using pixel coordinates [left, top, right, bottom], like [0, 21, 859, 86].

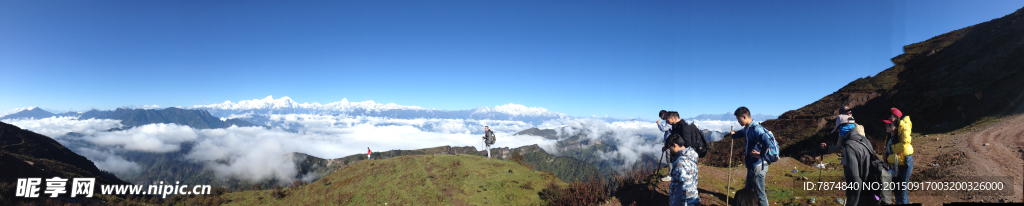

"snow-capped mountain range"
[2, 96, 775, 126]
[191, 96, 570, 123]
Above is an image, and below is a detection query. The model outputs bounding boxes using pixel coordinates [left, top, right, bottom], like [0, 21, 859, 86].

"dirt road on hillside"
[909, 114, 1024, 205]
[962, 114, 1024, 202]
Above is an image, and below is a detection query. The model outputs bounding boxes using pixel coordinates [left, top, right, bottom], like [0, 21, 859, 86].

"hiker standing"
[663, 111, 686, 182]
[658, 110, 674, 181]
[482, 126, 495, 159]
[659, 110, 673, 143]
[667, 134, 700, 206]
[728, 107, 770, 206]
[821, 122, 878, 205]
[821, 111, 879, 205]
[367, 147, 372, 160]
[883, 107, 913, 204]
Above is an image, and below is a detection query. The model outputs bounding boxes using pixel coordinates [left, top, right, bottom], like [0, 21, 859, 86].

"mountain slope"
[707, 6, 1024, 167]
[220, 154, 561, 205]
[0, 121, 131, 204]
[0, 107, 56, 120]
[79, 107, 255, 129]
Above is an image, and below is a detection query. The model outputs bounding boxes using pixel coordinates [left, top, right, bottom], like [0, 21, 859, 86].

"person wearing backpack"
[662, 111, 684, 182]
[481, 126, 495, 159]
[728, 107, 777, 206]
[883, 107, 913, 205]
[663, 111, 710, 182]
[821, 122, 889, 206]
[667, 134, 701, 206]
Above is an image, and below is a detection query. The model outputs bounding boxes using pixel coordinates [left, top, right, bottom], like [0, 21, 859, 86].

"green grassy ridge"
[219, 154, 561, 205]
[318, 144, 601, 184]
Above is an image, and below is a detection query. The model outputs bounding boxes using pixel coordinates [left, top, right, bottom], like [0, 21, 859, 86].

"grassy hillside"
[217, 154, 562, 205]
[0, 121, 133, 205]
[315, 144, 601, 184]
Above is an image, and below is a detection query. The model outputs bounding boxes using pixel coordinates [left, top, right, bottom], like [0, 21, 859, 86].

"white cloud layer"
[5, 114, 557, 183]
[2, 116, 122, 137]
[86, 123, 199, 153]
[76, 147, 142, 175]
[691, 120, 744, 133]
[7, 113, 734, 182]
[539, 119, 665, 169]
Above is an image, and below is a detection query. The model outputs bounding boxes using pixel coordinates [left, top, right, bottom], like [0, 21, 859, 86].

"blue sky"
[2, 0, 1022, 118]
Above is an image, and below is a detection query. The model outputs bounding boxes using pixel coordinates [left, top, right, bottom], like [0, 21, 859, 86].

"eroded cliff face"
[704, 7, 1024, 167]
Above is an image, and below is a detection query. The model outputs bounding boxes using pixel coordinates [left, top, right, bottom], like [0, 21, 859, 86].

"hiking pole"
[818, 145, 823, 184]
[727, 126, 734, 206]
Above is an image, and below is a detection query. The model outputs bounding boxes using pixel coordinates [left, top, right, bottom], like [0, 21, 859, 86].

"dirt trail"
[0, 132, 27, 149]
[908, 114, 1024, 205]
[961, 115, 1024, 202]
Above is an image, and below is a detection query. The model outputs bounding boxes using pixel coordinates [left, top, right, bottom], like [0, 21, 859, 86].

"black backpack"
[847, 136, 894, 205]
[485, 131, 496, 145]
[688, 122, 710, 158]
[671, 121, 709, 158]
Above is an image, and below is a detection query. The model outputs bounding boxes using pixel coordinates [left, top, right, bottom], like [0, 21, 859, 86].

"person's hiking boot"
[661, 175, 672, 182]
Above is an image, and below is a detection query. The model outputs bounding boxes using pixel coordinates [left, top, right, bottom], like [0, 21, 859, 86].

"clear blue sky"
[2, 0, 1022, 118]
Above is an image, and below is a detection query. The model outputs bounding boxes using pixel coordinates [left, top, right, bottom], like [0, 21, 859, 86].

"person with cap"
[883, 107, 913, 204]
[823, 106, 857, 154]
[819, 109, 877, 206]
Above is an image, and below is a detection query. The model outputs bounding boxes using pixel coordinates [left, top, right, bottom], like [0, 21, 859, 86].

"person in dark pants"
[822, 123, 877, 205]
[658, 110, 674, 181]
[663, 111, 688, 181]
[728, 107, 770, 206]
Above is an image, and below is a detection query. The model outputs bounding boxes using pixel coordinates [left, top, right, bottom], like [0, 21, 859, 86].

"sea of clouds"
[1, 114, 746, 183]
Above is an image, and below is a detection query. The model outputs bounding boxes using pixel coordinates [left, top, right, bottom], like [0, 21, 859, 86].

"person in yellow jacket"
[882, 107, 912, 204]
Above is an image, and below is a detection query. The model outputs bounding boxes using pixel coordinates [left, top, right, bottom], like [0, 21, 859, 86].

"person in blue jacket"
[728, 106, 771, 206]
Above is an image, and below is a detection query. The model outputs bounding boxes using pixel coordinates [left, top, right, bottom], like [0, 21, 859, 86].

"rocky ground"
[909, 114, 1024, 205]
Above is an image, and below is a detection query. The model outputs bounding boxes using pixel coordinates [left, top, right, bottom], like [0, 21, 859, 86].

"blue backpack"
[754, 125, 781, 164]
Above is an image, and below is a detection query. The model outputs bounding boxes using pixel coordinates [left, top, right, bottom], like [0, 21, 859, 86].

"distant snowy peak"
[192, 95, 428, 112]
[471, 104, 565, 117]
[119, 105, 162, 110]
[1, 107, 57, 120]
[190, 96, 567, 120]
[2, 107, 38, 117]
